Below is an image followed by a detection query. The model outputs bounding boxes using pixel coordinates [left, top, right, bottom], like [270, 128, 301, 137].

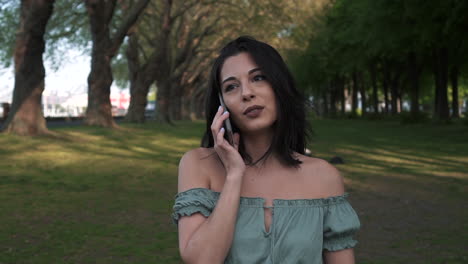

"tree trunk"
[390, 88, 397, 114]
[183, 78, 200, 120]
[340, 77, 345, 115]
[450, 65, 459, 118]
[84, 0, 150, 127]
[322, 89, 329, 117]
[152, 0, 173, 123]
[175, 93, 183, 120]
[126, 77, 153, 123]
[188, 93, 196, 120]
[181, 95, 190, 120]
[125, 0, 176, 123]
[398, 92, 403, 113]
[382, 64, 390, 114]
[433, 47, 450, 121]
[155, 79, 173, 123]
[432, 48, 440, 119]
[2, 0, 55, 135]
[194, 89, 205, 120]
[84, 0, 116, 127]
[125, 46, 166, 123]
[329, 79, 338, 118]
[351, 71, 358, 116]
[369, 62, 379, 113]
[169, 78, 183, 120]
[408, 51, 420, 116]
[389, 67, 401, 115]
[189, 90, 199, 120]
[359, 72, 367, 116]
[433, 60, 440, 118]
[125, 33, 154, 123]
[170, 89, 181, 120]
[190, 85, 205, 120]
[85, 36, 115, 126]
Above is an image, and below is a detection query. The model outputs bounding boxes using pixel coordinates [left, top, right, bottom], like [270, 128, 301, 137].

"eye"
[224, 83, 238, 92]
[253, 74, 267, 82]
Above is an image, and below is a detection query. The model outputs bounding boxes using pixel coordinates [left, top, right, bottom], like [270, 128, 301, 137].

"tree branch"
[109, 0, 150, 57]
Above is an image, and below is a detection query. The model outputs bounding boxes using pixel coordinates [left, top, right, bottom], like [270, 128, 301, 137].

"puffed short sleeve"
[172, 188, 217, 225]
[323, 195, 361, 251]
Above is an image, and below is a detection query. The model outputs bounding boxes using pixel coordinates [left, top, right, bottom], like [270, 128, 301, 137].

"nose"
[241, 81, 255, 101]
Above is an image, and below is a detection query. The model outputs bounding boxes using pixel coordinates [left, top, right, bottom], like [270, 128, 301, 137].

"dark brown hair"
[201, 36, 311, 167]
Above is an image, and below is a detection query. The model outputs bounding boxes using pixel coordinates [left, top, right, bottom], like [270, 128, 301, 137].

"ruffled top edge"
[175, 187, 350, 207]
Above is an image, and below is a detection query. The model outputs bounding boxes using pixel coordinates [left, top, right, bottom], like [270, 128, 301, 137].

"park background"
[1, 0, 467, 263]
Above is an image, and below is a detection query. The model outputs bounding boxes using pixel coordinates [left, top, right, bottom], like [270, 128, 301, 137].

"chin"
[239, 120, 276, 134]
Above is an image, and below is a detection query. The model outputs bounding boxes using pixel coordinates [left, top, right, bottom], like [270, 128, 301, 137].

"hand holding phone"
[218, 93, 234, 146]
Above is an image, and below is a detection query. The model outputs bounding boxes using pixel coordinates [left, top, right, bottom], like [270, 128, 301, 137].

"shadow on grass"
[0, 119, 467, 263]
[308, 119, 468, 263]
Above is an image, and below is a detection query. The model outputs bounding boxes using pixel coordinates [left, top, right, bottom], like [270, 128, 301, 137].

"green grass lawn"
[0, 119, 467, 263]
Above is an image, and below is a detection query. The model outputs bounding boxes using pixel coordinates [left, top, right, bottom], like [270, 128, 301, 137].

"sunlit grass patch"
[0, 119, 467, 263]
[0, 121, 205, 263]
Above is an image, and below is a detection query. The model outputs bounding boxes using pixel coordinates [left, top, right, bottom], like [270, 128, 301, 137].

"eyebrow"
[221, 68, 262, 85]
[221, 77, 235, 85]
[248, 67, 261, 74]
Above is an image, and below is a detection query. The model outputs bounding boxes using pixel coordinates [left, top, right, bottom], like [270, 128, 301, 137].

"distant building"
[42, 90, 131, 117]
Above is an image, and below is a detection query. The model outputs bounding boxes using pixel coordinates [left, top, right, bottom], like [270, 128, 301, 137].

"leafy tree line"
[117, 0, 303, 124]
[287, 0, 468, 122]
[0, 0, 309, 135]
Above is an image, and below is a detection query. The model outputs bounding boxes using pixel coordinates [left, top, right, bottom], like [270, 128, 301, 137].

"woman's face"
[219, 52, 277, 134]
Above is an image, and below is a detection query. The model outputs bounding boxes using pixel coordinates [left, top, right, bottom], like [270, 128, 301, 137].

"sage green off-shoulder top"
[172, 188, 360, 264]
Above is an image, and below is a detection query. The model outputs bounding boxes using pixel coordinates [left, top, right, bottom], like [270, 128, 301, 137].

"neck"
[241, 128, 275, 166]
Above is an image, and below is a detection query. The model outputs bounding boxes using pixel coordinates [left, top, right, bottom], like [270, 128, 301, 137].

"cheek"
[271, 104, 278, 122]
[223, 98, 242, 124]
[268, 93, 278, 119]
[223, 97, 237, 114]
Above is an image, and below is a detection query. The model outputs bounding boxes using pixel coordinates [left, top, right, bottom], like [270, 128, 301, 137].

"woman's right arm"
[177, 107, 245, 264]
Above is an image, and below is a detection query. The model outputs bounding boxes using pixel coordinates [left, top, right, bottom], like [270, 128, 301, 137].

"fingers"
[211, 106, 223, 144]
[217, 127, 225, 149]
[211, 106, 230, 146]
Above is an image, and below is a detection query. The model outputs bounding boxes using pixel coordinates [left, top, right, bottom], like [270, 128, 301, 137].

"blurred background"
[0, 0, 467, 263]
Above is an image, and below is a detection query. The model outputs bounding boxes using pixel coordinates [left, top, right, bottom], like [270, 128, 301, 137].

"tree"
[122, 0, 304, 123]
[122, 0, 178, 124]
[0, 1, 19, 68]
[288, 0, 468, 121]
[83, 0, 150, 127]
[1, 0, 55, 136]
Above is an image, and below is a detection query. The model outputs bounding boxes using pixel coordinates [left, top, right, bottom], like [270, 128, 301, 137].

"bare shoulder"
[179, 147, 216, 166]
[295, 153, 345, 197]
[178, 147, 220, 193]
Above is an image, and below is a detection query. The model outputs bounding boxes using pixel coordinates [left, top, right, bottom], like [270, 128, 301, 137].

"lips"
[243, 105, 264, 115]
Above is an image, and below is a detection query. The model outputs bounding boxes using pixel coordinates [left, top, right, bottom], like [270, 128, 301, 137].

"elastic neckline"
[175, 187, 350, 207]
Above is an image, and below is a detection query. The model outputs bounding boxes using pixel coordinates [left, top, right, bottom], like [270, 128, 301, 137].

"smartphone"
[218, 93, 234, 146]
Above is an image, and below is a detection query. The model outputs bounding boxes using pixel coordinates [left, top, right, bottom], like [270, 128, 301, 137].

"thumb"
[233, 132, 241, 151]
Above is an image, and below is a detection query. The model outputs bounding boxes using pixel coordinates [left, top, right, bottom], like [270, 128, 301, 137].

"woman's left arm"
[323, 248, 355, 264]
[317, 159, 357, 264]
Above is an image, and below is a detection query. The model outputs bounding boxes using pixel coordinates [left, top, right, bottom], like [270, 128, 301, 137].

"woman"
[172, 36, 360, 264]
